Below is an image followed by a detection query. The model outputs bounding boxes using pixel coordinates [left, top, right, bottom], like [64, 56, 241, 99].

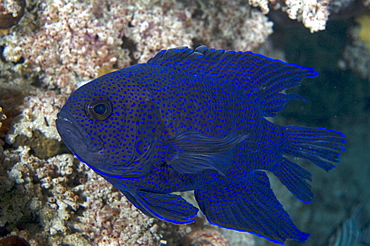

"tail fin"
[194, 171, 309, 244]
[273, 125, 345, 202]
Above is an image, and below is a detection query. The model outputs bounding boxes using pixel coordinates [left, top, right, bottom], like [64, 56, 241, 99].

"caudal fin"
[273, 126, 345, 202]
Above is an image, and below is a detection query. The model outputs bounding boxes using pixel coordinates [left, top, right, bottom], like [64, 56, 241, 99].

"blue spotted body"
[56, 46, 345, 244]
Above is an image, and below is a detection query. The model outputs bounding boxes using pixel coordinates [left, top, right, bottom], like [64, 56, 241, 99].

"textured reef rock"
[250, 0, 330, 32]
[0, 0, 272, 94]
[183, 227, 230, 246]
[0, 147, 164, 245]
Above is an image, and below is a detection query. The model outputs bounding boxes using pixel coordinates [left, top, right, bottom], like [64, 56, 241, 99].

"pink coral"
[72, 170, 161, 245]
[249, 0, 331, 32]
[18, 0, 130, 94]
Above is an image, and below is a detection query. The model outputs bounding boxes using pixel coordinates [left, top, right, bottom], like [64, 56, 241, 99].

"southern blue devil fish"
[56, 46, 345, 244]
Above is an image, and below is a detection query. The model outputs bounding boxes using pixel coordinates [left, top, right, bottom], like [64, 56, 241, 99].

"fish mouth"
[56, 110, 147, 178]
[56, 110, 103, 154]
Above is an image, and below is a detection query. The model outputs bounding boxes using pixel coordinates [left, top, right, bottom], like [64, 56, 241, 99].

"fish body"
[56, 46, 345, 244]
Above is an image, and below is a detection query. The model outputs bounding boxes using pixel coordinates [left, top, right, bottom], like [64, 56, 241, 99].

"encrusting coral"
[0, 146, 164, 245]
[249, 0, 331, 32]
[182, 227, 230, 246]
[1, 0, 273, 94]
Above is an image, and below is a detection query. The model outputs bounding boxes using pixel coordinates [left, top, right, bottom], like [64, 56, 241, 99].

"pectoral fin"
[167, 131, 248, 175]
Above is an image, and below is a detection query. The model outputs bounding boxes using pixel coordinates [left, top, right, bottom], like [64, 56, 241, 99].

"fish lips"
[56, 110, 104, 155]
[56, 110, 148, 178]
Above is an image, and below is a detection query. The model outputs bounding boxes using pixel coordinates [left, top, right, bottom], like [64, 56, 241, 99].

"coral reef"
[0, 0, 273, 94]
[3, 0, 131, 94]
[249, 0, 331, 32]
[5, 90, 67, 158]
[183, 227, 230, 246]
[123, 2, 194, 64]
[0, 147, 164, 245]
[190, 1, 273, 51]
[72, 170, 161, 245]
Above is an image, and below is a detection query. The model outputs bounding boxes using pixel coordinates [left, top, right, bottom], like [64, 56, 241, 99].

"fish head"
[56, 69, 162, 178]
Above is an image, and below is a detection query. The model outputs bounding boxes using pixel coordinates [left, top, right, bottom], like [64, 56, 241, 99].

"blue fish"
[56, 46, 345, 244]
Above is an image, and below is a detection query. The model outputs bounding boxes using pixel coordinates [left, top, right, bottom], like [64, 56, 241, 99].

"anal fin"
[194, 171, 309, 244]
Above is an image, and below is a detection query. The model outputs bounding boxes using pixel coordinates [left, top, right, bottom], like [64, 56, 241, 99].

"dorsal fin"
[148, 46, 318, 117]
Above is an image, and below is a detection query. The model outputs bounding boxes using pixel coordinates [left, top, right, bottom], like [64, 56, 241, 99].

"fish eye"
[85, 99, 112, 120]
[94, 104, 106, 114]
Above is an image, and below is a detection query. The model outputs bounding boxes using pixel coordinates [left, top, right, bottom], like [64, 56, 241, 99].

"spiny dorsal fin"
[148, 45, 318, 117]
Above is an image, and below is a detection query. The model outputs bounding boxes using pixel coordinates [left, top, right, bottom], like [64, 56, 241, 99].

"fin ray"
[167, 131, 248, 175]
[282, 126, 345, 171]
[104, 175, 198, 224]
[148, 46, 317, 117]
[241, 121, 345, 203]
[272, 125, 345, 201]
[123, 190, 198, 224]
[194, 172, 309, 244]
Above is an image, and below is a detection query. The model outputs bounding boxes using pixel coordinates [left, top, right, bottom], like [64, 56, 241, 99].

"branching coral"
[190, 0, 273, 51]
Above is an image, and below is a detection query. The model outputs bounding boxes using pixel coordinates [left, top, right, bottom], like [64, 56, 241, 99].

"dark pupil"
[93, 104, 106, 115]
